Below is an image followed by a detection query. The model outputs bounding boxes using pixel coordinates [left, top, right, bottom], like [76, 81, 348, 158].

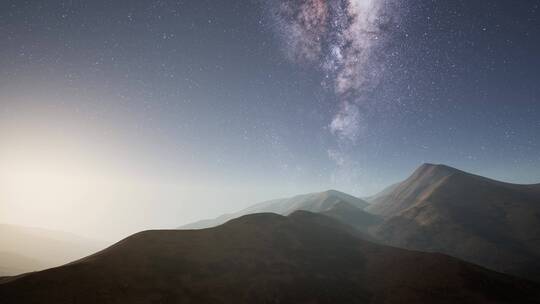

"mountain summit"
[366, 163, 463, 216]
[367, 163, 540, 282]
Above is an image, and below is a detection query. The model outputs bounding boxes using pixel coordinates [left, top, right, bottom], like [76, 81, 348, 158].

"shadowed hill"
[1, 211, 539, 304]
[181, 189, 369, 229]
[367, 163, 540, 282]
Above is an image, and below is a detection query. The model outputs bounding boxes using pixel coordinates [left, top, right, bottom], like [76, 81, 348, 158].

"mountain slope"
[367, 163, 540, 282]
[181, 189, 369, 229]
[1, 211, 539, 304]
[0, 224, 106, 275]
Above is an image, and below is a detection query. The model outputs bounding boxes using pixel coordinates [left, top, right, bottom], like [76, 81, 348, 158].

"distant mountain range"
[2, 211, 538, 303]
[180, 189, 369, 229]
[0, 224, 106, 276]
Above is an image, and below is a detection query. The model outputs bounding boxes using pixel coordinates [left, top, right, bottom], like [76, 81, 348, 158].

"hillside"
[1, 211, 538, 303]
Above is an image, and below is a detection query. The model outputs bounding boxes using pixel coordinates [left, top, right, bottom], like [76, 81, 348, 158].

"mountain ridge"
[181, 189, 369, 229]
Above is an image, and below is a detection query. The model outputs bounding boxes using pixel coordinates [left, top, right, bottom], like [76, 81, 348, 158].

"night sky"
[1, 0, 539, 239]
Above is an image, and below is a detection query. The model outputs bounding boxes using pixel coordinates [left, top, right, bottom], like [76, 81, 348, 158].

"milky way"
[270, 0, 402, 144]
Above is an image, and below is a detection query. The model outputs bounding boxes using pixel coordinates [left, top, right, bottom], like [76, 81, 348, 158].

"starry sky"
[1, 0, 539, 240]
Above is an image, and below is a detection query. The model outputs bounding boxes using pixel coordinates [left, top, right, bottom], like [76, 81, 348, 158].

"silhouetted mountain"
[181, 189, 369, 229]
[0, 224, 106, 275]
[1, 211, 539, 304]
[367, 163, 540, 282]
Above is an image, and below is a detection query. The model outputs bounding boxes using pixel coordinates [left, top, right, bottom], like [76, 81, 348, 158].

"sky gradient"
[1, 0, 539, 240]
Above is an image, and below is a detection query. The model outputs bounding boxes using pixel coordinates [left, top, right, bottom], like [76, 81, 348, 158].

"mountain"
[1, 211, 539, 304]
[366, 163, 540, 282]
[0, 224, 107, 275]
[181, 189, 369, 229]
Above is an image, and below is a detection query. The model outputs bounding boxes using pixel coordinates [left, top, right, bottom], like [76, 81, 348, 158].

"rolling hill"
[1, 211, 538, 304]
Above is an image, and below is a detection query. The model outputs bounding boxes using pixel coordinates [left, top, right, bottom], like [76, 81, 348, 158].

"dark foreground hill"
[367, 163, 540, 282]
[1, 211, 539, 304]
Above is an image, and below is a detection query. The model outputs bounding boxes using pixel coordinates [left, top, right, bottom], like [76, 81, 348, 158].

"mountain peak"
[320, 189, 355, 198]
[322, 189, 341, 196]
[416, 163, 460, 175]
[409, 163, 465, 182]
[368, 164, 540, 282]
[366, 163, 463, 217]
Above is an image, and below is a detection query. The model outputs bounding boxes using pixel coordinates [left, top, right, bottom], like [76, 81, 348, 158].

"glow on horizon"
[0, 112, 323, 241]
